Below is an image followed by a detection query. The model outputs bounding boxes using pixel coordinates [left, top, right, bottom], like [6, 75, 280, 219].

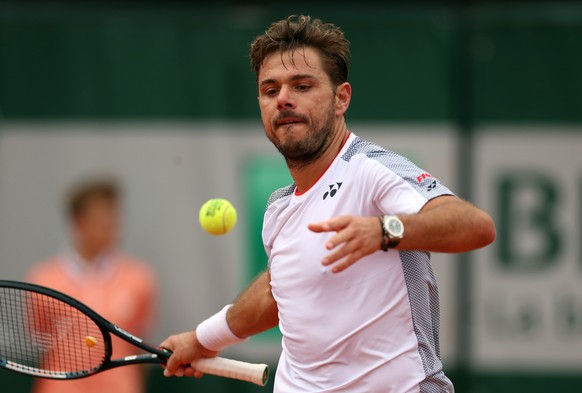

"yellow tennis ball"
[199, 198, 237, 235]
[85, 336, 97, 348]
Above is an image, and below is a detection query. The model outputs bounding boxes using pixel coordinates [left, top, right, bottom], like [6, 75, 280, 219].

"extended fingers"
[308, 216, 351, 233]
[323, 217, 372, 251]
[323, 226, 355, 250]
[322, 234, 367, 266]
[320, 216, 383, 272]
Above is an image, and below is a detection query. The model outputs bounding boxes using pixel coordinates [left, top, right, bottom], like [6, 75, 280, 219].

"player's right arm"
[228, 270, 278, 338]
[161, 270, 277, 377]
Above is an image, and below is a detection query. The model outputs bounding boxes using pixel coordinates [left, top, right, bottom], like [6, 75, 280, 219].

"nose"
[276, 86, 295, 110]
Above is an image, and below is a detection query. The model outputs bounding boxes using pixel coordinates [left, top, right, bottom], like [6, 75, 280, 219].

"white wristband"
[196, 305, 247, 352]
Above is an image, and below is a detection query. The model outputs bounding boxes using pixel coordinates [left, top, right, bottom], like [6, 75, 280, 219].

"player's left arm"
[308, 195, 496, 273]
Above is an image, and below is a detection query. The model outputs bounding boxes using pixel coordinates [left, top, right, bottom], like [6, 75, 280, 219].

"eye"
[296, 84, 311, 92]
[263, 88, 279, 97]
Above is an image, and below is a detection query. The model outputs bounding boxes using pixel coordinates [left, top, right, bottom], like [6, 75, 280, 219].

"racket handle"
[192, 357, 269, 386]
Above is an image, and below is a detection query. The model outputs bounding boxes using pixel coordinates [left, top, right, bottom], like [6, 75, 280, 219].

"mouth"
[275, 117, 305, 128]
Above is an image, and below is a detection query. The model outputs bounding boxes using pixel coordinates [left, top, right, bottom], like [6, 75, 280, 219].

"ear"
[335, 82, 352, 116]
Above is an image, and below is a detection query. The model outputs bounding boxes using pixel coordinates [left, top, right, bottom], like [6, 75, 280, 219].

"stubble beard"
[267, 105, 337, 170]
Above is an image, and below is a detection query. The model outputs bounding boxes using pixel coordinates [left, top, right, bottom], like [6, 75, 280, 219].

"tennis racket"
[0, 280, 268, 386]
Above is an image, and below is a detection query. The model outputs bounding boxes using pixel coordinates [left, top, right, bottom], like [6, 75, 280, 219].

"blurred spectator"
[26, 175, 158, 393]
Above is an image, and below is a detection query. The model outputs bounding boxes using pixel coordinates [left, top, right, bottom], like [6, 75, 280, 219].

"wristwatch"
[378, 215, 404, 251]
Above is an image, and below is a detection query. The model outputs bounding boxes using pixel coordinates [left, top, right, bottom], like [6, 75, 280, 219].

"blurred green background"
[1, 1, 581, 392]
[2, 1, 581, 122]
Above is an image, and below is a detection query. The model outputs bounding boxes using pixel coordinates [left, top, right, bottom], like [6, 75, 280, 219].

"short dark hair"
[249, 15, 351, 87]
[66, 176, 120, 219]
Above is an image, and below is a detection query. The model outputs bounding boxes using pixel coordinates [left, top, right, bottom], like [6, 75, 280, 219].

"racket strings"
[0, 287, 105, 376]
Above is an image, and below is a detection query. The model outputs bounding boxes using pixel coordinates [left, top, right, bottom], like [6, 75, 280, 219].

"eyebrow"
[259, 74, 318, 87]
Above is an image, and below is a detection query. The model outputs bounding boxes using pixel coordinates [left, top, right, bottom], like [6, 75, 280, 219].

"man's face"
[257, 47, 346, 167]
[74, 197, 120, 255]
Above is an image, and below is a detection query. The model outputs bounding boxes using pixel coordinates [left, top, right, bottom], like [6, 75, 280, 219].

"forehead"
[259, 47, 326, 82]
[78, 197, 116, 214]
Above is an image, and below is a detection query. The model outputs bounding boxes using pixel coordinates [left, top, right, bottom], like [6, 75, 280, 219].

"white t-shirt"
[263, 133, 454, 393]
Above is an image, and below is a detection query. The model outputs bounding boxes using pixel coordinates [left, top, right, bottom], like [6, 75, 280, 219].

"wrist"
[196, 305, 247, 351]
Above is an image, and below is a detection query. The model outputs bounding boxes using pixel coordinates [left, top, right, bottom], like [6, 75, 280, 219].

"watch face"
[387, 218, 404, 236]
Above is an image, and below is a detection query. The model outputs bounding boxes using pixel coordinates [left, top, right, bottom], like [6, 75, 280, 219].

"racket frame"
[0, 280, 168, 379]
[0, 280, 268, 386]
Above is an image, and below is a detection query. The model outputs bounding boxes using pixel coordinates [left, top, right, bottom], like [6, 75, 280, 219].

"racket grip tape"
[192, 357, 269, 386]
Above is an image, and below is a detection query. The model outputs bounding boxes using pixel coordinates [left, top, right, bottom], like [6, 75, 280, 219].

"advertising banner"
[473, 128, 582, 371]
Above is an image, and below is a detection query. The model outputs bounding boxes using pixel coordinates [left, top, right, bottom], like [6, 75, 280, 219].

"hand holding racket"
[0, 280, 268, 386]
[159, 330, 218, 378]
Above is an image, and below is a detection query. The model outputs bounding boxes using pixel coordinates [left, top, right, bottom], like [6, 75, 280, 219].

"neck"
[75, 244, 103, 263]
[290, 124, 349, 194]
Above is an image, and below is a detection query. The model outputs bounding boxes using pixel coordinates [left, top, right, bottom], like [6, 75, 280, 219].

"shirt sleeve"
[360, 151, 455, 216]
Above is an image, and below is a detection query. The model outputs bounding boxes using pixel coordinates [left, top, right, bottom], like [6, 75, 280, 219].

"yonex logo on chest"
[323, 182, 343, 200]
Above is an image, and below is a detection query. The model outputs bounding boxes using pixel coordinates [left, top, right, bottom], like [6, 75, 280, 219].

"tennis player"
[162, 15, 495, 392]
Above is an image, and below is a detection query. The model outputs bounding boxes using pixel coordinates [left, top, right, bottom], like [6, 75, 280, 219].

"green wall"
[1, 3, 581, 122]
